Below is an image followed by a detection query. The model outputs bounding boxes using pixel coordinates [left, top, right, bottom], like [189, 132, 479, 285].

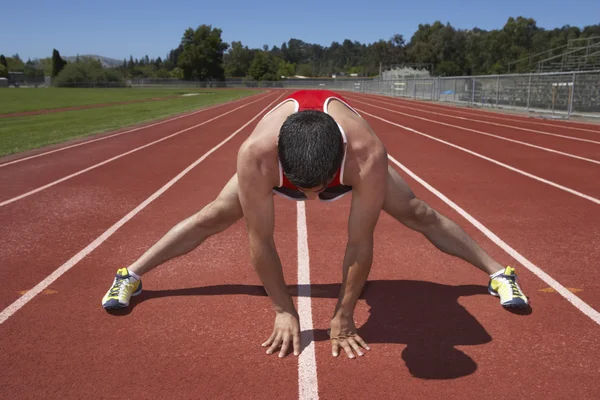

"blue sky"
[4, 0, 599, 61]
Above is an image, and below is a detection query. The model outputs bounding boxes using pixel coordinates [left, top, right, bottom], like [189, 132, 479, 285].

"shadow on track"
[106, 279, 532, 379]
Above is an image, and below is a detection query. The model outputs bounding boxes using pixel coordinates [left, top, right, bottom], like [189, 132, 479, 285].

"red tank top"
[274, 90, 359, 190]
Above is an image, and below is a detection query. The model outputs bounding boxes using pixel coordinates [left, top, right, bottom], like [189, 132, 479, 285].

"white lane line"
[387, 154, 600, 325]
[0, 91, 270, 168]
[296, 201, 319, 400]
[0, 93, 276, 208]
[359, 92, 600, 134]
[0, 92, 286, 325]
[349, 98, 600, 165]
[349, 96, 600, 145]
[359, 109, 600, 205]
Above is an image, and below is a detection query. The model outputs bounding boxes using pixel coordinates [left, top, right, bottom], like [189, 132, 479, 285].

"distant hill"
[64, 55, 123, 68]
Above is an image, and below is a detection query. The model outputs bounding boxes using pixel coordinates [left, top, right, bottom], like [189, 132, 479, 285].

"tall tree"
[177, 24, 228, 81]
[223, 41, 255, 77]
[51, 49, 67, 77]
[247, 51, 279, 81]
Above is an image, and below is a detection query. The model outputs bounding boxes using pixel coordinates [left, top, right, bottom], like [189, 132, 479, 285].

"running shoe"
[488, 266, 529, 309]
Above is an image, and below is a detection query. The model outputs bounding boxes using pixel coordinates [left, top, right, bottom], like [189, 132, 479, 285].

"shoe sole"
[102, 289, 143, 310]
[488, 287, 529, 309]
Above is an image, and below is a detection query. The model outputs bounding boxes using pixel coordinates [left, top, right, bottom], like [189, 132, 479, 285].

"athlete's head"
[277, 110, 345, 190]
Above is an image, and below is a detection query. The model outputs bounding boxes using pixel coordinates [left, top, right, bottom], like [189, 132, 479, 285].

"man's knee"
[192, 199, 242, 234]
[402, 198, 438, 231]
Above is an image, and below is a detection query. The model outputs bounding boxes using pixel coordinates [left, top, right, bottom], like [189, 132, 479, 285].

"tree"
[51, 49, 67, 77]
[177, 24, 228, 81]
[296, 63, 313, 77]
[0, 64, 7, 78]
[277, 59, 295, 78]
[24, 59, 37, 80]
[0, 55, 7, 69]
[247, 51, 270, 81]
[223, 41, 254, 77]
[247, 51, 281, 81]
[6, 56, 25, 72]
[170, 67, 184, 79]
[53, 59, 125, 87]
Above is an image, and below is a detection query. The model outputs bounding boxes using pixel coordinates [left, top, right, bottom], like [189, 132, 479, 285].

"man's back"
[237, 90, 386, 199]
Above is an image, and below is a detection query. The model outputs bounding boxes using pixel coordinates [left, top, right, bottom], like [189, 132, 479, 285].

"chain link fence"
[351, 71, 600, 118]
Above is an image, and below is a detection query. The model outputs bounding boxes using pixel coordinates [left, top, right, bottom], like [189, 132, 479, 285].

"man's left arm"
[330, 143, 388, 359]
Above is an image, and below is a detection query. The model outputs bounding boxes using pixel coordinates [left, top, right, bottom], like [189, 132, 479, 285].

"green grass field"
[0, 88, 251, 114]
[0, 88, 262, 157]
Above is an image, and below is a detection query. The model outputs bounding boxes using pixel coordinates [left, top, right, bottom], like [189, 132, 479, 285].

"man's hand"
[329, 314, 370, 359]
[262, 311, 301, 358]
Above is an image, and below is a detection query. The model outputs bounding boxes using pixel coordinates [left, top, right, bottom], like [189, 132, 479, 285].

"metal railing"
[364, 71, 600, 118]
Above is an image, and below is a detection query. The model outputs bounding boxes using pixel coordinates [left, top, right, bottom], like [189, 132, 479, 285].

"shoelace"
[500, 275, 521, 296]
[108, 277, 127, 297]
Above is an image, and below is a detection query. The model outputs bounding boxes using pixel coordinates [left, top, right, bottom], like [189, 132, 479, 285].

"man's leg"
[381, 165, 529, 308]
[382, 165, 501, 274]
[128, 174, 244, 276]
[102, 174, 244, 309]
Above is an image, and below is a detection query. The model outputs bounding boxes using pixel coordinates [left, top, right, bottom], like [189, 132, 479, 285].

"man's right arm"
[236, 142, 296, 315]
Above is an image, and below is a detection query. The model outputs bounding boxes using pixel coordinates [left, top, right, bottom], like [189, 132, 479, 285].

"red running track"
[354, 91, 600, 136]
[348, 94, 600, 158]
[0, 90, 599, 399]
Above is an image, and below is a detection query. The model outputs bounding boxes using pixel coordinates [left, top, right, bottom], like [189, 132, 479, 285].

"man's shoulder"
[239, 135, 271, 159]
[340, 113, 387, 187]
[339, 112, 385, 163]
[237, 126, 279, 189]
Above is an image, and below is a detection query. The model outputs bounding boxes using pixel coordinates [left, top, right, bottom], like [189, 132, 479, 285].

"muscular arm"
[333, 144, 388, 319]
[237, 142, 296, 315]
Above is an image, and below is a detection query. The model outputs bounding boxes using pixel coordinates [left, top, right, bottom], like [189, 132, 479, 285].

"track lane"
[351, 101, 600, 202]
[355, 91, 600, 135]
[347, 113, 600, 310]
[345, 94, 600, 160]
[0, 91, 273, 203]
[301, 93, 600, 396]
[0, 110, 302, 399]
[0, 92, 284, 310]
[305, 183, 600, 400]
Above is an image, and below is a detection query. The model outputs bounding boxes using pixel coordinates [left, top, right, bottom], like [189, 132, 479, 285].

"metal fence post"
[454, 78, 457, 102]
[471, 78, 475, 104]
[569, 72, 576, 116]
[526, 74, 532, 110]
[496, 76, 500, 107]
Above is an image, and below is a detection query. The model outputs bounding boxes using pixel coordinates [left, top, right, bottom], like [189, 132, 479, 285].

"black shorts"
[273, 184, 352, 202]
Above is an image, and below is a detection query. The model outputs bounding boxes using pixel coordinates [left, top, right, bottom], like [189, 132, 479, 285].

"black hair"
[278, 110, 345, 189]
